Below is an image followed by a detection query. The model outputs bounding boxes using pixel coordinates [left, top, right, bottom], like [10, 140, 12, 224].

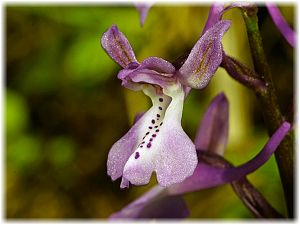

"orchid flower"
[101, 21, 230, 188]
[109, 93, 290, 219]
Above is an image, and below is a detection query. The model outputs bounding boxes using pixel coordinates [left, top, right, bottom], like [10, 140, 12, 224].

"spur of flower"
[101, 20, 231, 188]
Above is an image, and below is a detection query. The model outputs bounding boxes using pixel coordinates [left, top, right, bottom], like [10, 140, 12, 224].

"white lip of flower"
[107, 83, 198, 188]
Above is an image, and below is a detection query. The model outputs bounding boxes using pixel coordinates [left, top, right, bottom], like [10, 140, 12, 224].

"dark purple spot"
[151, 119, 155, 124]
[156, 129, 159, 132]
[140, 145, 143, 148]
[159, 98, 163, 102]
[152, 134, 156, 137]
[149, 138, 153, 142]
[135, 152, 140, 159]
[141, 141, 145, 144]
[146, 132, 150, 135]
[159, 106, 162, 110]
[155, 126, 158, 128]
[148, 126, 152, 129]
[147, 143, 152, 148]
[160, 122, 163, 126]
[157, 114, 160, 118]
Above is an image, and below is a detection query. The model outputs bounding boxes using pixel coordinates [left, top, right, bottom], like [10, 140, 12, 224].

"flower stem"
[241, 7, 294, 218]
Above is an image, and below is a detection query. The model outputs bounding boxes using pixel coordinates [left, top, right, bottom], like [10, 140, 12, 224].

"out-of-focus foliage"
[5, 4, 294, 219]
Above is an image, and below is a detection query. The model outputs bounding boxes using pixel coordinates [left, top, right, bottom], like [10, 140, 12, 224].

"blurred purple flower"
[101, 22, 230, 188]
[109, 93, 290, 219]
[134, 2, 154, 27]
[266, 3, 295, 47]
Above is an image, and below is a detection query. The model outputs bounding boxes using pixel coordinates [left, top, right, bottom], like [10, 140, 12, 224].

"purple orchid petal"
[120, 77, 144, 92]
[117, 57, 176, 91]
[194, 93, 229, 156]
[123, 85, 197, 187]
[134, 2, 153, 27]
[139, 57, 176, 75]
[168, 122, 290, 194]
[202, 3, 225, 34]
[101, 25, 138, 68]
[178, 20, 231, 89]
[107, 108, 150, 182]
[117, 62, 139, 80]
[109, 186, 189, 219]
[128, 68, 176, 89]
[266, 3, 296, 47]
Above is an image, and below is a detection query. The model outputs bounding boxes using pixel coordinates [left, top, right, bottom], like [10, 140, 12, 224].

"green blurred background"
[5, 4, 294, 219]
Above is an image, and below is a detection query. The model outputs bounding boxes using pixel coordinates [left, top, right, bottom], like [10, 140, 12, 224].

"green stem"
[242, 7, 294, 218]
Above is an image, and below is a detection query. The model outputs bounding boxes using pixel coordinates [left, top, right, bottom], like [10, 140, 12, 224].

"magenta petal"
[266, 3, 296, 47]
[109, 186, 189, 219]
[194, 93, 229, 156]
[168, 122, 290, 194]
[101, 25, 138, 68]
[178, 20, 231, 89]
